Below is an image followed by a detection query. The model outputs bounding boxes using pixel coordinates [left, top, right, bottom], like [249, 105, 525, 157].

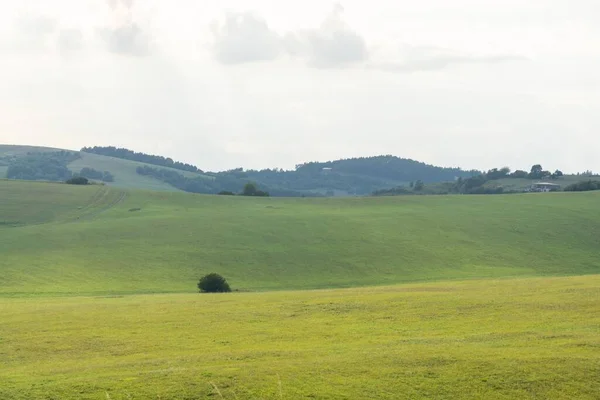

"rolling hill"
[1, 144, 483, 196]
[0, 145, 211, 192]
[1, 179, 599, 296]
[2, 179, 599, 399]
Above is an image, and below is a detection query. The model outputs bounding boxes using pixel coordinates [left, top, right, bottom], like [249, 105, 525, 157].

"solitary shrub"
[66, 176, 89, 185]
[241, 182, 270, 197]
[198, 273, 231, 293]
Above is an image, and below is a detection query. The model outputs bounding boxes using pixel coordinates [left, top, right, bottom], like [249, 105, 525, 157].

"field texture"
[1, 180, 599, 399]
[1, 276, 599, 399]
[1, 180, 600, 295]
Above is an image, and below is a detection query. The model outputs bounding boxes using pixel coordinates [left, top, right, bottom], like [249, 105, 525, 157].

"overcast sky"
[1, 0, 599, 172]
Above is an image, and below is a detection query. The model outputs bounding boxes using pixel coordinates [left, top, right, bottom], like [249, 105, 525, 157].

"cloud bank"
[209, 4, 523, 72]
[210, 4, 368, 68]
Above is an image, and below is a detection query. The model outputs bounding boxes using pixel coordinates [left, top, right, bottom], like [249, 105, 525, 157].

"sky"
[1, 0, 599, 173]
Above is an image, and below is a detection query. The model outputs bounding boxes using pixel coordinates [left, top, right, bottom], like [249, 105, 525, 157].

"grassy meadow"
[1, 179, 599, 399]
[1, 276, 599, 399]
[1, 180, 600, 295]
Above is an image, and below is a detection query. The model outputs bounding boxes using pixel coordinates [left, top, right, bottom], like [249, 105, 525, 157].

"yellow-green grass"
[1, 180, 600, 296]
[1, 275, 599, 399]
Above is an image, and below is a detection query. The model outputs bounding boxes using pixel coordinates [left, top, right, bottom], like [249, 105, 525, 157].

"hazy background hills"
[0, 144, 479, 196]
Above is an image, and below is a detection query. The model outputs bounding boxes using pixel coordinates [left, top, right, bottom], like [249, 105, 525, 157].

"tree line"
[564, 180, 600, 192]
[374, 164, 571, 196]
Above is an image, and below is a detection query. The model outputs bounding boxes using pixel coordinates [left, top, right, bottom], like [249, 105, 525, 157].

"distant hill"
[239, 156, 479, 196]
[1, 145, 481, 196]
[0, 145, 210, 192]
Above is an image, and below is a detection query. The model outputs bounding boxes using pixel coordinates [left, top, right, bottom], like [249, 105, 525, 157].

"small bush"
[66, 177, 89, 185]
[198, 273, 231, 293]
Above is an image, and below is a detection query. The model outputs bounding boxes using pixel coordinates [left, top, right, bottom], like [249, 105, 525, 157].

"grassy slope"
[0, 180, 124, 227]
[0, 144, 210, 192]
[68, 152, 211, 191]
[1, 180, 599, 295]
[1, 276, 598, 399]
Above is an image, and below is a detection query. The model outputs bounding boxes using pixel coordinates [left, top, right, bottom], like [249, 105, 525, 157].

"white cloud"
[287, 4, 368, 68]
[210, 4, 368, 68]
[99, 0, 152, 56]
[210, 12, 283, 64]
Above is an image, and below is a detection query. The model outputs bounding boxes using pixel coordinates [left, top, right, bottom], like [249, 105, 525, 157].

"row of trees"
[564, 180, 600, 192]
[373, 164, 566, 196]
[482, 165, 563, 181]
[453, 164, 564, 194]
[82, 146, 203, 174]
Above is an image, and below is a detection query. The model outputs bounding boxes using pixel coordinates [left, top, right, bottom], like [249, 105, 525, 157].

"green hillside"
[69, 151, 210, 191]
[0, 145, 212, 192]
[1, 179, 599, 296]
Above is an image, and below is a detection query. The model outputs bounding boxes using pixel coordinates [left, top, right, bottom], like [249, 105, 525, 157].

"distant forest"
[81, 146, 203, 174]
[134, 155, 480, 196]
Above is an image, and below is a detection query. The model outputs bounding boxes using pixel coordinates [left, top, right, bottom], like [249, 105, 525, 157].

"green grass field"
[1, 276, 599, 399]
[1, 180, 599, 399]
[1, 180, 600, 296]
